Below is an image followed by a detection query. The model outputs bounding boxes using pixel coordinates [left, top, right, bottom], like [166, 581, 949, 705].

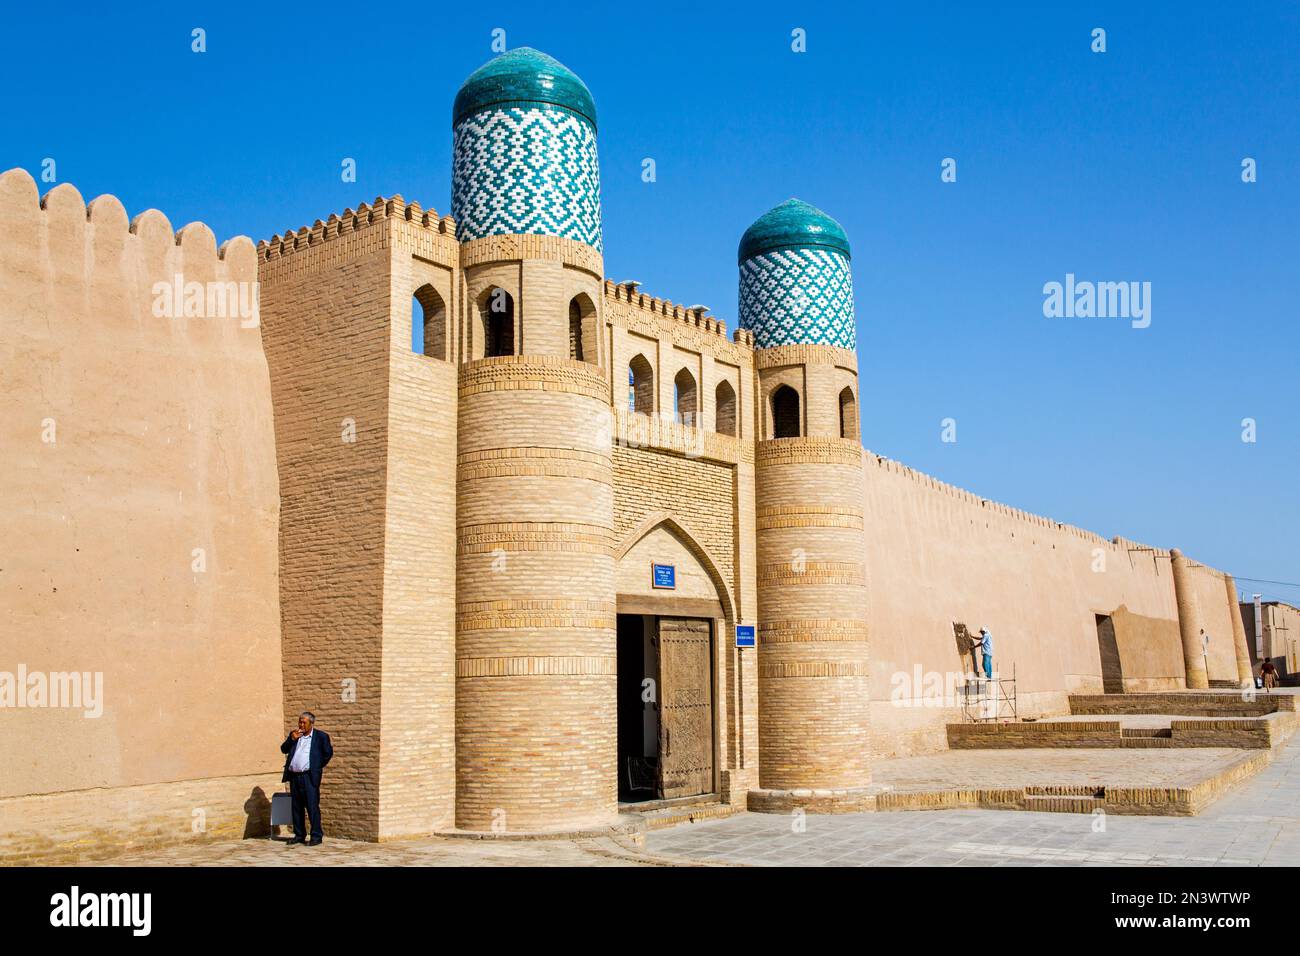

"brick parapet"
[459, 355, 612, 402]
[257, 194, 456, 273]
[603, 279, 753, 367]
[865, 450, 1173, 554]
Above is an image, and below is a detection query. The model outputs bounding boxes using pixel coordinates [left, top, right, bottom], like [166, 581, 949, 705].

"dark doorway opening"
[616, 613, 715, 803]
[482, 287, 514, 357]
[772, 385, 801, 438]
[617, 614, 658, 803]
[1095, 613, 1124, 693]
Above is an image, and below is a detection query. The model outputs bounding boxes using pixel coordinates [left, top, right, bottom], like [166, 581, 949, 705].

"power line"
[1232, 576, 1300, 589]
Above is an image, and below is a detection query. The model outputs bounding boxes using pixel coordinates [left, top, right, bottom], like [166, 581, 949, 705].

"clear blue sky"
[2, 1, 1296, 598]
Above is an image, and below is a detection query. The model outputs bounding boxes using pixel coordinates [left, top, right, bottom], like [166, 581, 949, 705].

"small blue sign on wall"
[651, 563, 676, 589]
[735, 624, 756, 648]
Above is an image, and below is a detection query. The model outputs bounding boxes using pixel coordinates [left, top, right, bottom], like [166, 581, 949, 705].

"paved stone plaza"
[646, 735, 1300, 867]
[78, 733, 1300, 868]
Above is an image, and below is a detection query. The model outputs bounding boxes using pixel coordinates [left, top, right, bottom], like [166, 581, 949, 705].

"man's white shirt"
[289, 732, 313, 773]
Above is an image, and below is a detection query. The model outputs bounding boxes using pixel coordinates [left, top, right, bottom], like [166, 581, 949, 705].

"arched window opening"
[715, 380, 737, 437]
[569, 300, 584, 362]
[772, 385, 801, 439]
[412, 284, 446, 360]
[481, 287, 514, 358]
[568, 293, 598, 364]
[839, 386, 859, 441]
[673, 369, 698, 427]
[629, 355, 654, 415]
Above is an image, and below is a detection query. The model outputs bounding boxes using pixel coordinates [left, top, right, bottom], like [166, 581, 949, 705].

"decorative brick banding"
[755, 436, 863, 467]
[458, 356, 612, 402]
[759, 619, 870, 643]
[756, 504, 864, 530]
[456, 598, 616, 632]
[757, 561, 866, 586]
[457, 522, 614, 554]
[455, 656, 618, 678]
[457, 446, 612, 483]
[759, 661, 871, 678]
[459, 232, 602, 275]
[753, 342, 859, 371]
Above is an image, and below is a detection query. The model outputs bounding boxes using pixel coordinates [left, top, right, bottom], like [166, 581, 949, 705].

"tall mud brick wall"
[861, 455, 1246, 757]
[0, 169, 283, 863]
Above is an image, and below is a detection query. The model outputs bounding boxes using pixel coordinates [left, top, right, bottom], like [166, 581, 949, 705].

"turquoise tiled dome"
[737, 199, 851, 264]
[738, 199, 856, 351]
[451, 48, 603, 251]
[453, 47, 597, 130]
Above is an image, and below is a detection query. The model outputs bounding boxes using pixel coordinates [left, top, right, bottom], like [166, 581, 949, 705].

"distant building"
[1240, 599, 1300, 677]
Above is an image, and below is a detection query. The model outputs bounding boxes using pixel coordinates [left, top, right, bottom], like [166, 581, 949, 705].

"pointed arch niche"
[613, 513, 735, 623]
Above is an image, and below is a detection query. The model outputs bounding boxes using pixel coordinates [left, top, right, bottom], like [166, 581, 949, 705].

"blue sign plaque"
[651, 563, 676, 589]
[735, 624, 756, 648]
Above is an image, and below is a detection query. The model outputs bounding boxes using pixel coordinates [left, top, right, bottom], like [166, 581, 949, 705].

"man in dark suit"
[280, 711, 333, 846]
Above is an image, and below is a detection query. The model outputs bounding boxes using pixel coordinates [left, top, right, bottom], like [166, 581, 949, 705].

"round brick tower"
[740, 200, 875, 811]
[451, 48, 616, 832]
[1170, 548, 1210, 689]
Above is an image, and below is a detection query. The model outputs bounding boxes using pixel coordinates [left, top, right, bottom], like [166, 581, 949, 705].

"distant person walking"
[280, 711, 333, 846]
[1261, 660, 1279, 691]
[979, 627, 994, 679]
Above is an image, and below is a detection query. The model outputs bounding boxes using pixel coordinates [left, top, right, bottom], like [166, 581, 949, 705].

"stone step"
[1120, 736, 1175, 748]
[1022, 794, 1105, 813]
[1121, 727, 1172, 738]
[621, 792, 721, 812]
[1025, 785, 1105, 798]
[1068, 692, 1287, 718]
[635, 801, 740, 831]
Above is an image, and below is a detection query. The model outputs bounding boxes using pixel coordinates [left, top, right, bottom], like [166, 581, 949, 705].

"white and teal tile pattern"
[452, 106, 603, 252]
[738, 248, 856, 350]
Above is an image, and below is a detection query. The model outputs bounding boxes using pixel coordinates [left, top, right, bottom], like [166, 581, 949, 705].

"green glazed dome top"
[737, 198, 851, 264]
[453, 47, 597, 129]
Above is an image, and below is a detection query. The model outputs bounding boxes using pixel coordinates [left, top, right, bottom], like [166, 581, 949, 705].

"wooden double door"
[655, 617, 715, 799]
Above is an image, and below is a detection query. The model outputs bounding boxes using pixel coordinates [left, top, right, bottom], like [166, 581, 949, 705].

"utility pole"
[1253, 594, 1264, 659]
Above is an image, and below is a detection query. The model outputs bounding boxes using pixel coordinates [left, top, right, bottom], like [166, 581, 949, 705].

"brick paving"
[86, 835, 649, 867]
[79, 734, 1300, 868]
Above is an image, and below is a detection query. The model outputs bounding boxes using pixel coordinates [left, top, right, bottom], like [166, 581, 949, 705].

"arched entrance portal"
[613, 516, 734, 804]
